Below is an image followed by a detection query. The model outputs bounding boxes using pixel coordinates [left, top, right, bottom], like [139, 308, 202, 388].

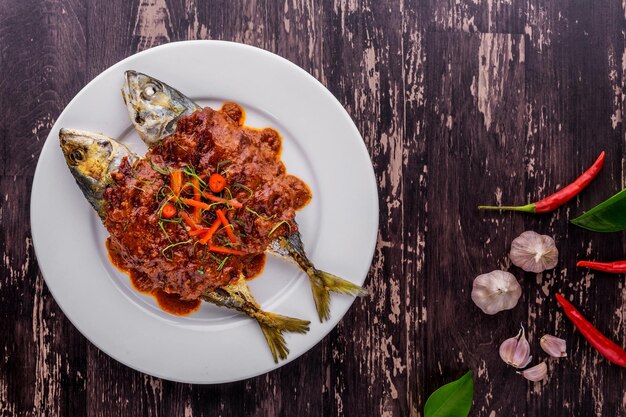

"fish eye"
[135, 114, 145, 125]
[141, 83, 159, 99]
[69, 150, 83, 163]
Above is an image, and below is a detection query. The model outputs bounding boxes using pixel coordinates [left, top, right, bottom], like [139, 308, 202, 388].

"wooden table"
[1, 1, 625, 416]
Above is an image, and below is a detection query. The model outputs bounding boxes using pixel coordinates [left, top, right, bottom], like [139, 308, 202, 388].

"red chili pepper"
[478, 151, 605, 213]
[555, 293, 626, 366]
[576, 260, 626, 273]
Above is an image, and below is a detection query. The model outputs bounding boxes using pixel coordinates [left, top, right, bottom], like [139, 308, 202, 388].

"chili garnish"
[208, 245, 246, 256]
[157, 163, 249, 257]
[191, 178, 202, 223]
[202, 192, 243, 208]
[180, 212, 200, 231]
[170, 171, 183, 196]
[199, 219, 221, 244]
[161, 202, 177, 219]
[576, 260, 626, 274]
[189, 228, 210, 236]
[479, 151, 605, 213]
[209, 173, 227, 193]
[555, 293, 626, 366]
[182, 198, 213, 210]
[216, 209, 238, 243]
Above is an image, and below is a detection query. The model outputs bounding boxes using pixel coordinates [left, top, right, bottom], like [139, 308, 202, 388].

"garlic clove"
[509, 231, 558, 273]
[540, 334, 567, 358]
[517, 362, 548, 382]
[471, 270, 522, 315]
[499, 326, 531, 368]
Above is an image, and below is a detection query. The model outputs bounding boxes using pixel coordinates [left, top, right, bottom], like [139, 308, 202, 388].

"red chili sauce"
[104, 103, 310, 315]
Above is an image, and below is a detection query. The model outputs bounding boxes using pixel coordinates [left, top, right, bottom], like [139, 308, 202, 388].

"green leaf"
[571, 188, 626, 232]
[424, 371, 473, 417]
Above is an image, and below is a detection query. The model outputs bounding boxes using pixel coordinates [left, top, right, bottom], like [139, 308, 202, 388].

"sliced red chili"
[209, 173, 227, 193]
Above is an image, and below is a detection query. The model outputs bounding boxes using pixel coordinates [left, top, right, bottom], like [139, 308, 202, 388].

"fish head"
[121, 70, 200, 147]
[60, 128, 138, 217]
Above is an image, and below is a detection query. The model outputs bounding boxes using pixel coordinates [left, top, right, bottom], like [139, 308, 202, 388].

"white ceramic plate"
[30, 41, 378, 383]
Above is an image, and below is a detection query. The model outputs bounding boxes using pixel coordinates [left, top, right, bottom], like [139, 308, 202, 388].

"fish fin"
[308, 270, 367, 322]
[310, 280, 331, 322]
[317, 270, 368, 296]
[258, 313, 310, 363]
[222, 276, 310, 363]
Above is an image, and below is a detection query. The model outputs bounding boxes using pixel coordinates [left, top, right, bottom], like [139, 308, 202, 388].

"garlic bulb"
[540, 334, 567, 358]
[499, 325, 532, 368]
[509, 231, 558, 273]
[517, 362, 548, 382]
[471, 270, 522, 314]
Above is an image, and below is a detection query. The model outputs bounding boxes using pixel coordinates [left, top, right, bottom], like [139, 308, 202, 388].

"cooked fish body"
[121, 72, 367, 322]
[59, 128, 139, 218]
[59, 129, 309, 362]
[122, 70, 200, 147]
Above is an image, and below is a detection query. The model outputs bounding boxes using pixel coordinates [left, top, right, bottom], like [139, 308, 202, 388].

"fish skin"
[60, 128, 309, 361]
[121, 71, 367, 322]
[59, 128, 139, 218]
[121, 70, 200, 147]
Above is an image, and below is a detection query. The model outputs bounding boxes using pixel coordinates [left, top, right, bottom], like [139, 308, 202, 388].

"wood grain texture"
[1, 0, 625, 416]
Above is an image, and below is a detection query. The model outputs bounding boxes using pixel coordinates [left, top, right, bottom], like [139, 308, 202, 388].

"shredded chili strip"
[199, 219, 221, 244]
[189, 228, 210, 236]
[180, 212, 199, 231]
[191, 178, 202, 223]
[216, 209, 237, 243]
[170, 171, 183, 196]
[192, 178, 201, 200]
[202, 192, 243, 208]
[182, 198, 213, 210]
[208, 245, 246, 256]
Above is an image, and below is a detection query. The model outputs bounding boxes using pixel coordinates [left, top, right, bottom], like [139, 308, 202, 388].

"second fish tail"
[307, 268, 368, 322]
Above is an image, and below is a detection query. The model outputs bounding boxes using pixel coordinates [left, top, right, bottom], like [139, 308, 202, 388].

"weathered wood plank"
[523, 1, 626, 416]
[86, 0, 138, 78]
[317, 1, 413, 416]
[425, 0, 526, 33]
[402, 2, 428, 415]
[423, 31, 528, 417]
[0, 0, 89, 416]
[0, 175, 88, 417]
[0, 0, 87, 176]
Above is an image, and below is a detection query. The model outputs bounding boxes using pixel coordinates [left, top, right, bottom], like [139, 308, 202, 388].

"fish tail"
[307, 269, 367, 322]
[258, 313, 310, 363]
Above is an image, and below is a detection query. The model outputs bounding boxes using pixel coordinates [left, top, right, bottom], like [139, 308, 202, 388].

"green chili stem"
[477, 204, 536, 213]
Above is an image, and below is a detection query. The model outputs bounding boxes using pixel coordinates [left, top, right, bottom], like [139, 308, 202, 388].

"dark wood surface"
[1, 1, 625, 416]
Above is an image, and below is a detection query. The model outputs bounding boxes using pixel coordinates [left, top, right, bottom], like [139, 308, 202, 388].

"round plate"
[30, 41, 378, 383]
